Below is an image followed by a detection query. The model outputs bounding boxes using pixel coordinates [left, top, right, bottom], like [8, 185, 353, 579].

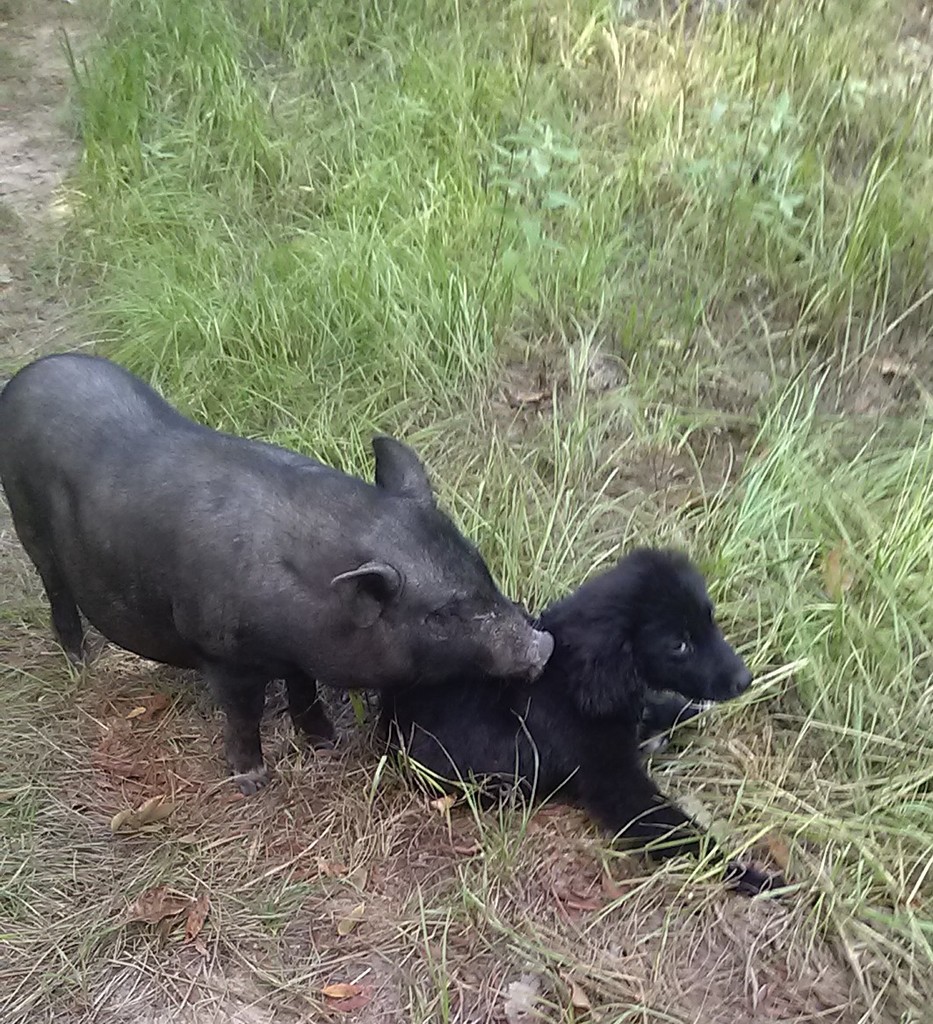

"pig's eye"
[427, 598, 478, 626]
[426, 601, 466, 627]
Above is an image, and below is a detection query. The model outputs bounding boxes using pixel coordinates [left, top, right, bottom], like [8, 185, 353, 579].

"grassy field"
[2, 0, 932, 1021]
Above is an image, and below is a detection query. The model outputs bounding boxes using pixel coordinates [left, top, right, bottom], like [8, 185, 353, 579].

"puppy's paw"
[724, 859, 787, 896]
[639, 733, 671, 755]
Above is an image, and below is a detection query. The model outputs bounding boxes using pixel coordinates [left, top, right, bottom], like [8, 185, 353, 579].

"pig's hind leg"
[285, 671, 336, 749]
[41, 562, 85, 664]
[10, 511, 85, 663]
[204, 664, 270, 795]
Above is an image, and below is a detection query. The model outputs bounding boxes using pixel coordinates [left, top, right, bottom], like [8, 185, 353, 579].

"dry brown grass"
[0, 615, 897, 1024]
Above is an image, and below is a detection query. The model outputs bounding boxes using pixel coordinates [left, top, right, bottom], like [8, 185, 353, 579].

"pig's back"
[0, 352, 326, 479]
[0, 352, 194, 462]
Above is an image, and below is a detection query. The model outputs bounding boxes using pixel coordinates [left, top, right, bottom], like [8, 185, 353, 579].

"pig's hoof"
[290, 711, 337, 750]
[291, 723, 336, 752]
[232, 767, 271, 796]
[63, 645, 86, 668]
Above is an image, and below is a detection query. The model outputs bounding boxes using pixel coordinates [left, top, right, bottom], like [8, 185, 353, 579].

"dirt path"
[0, 1, 87, 605]
[0, 2, 83, 365]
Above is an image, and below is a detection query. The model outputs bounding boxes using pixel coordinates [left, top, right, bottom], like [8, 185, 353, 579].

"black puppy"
[381, 548, 782, 895]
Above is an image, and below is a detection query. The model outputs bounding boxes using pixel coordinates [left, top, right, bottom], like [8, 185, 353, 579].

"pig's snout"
[522, 628, 554, 681]
[480, 619, 554, 682]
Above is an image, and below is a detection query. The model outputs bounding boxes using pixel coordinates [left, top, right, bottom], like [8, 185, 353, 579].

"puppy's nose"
[730, 666, 753, 697]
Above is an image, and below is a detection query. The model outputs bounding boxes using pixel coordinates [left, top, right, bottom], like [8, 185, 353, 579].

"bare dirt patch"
[0, 1, 87, 613]
[0, 3, 82, 367]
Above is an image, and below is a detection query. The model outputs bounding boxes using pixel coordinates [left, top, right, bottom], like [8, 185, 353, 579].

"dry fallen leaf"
[184, 893, 210, 943]
[346, 865, 368, 890]
[111, 794, 175, 832]
[134, 795, 175, 824]
[600, 872, 625, 900]
[328, 991, 371, 1012]
[110, 809, 134, 831]
[322, 983, 363, 999]
[761, 832, 792, 874]
[336, 902, 365, 936]
[141, 693, 172, 719]
[504, 384, 550, 408]
[567, 977, 592, 1012]
[429, 794, 456, 816]
[560, 893, 603, 913]
[125, 885, 191, 925]
[450, 840, 482, 857]
[317, 858, 349, 877]
[822, 544, 855, 601]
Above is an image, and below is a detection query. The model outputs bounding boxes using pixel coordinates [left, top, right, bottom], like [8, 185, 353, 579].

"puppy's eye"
[672, 639, 691, 657]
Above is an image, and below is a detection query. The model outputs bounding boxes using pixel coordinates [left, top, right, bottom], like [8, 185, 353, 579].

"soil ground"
[0, 5, 912, 1023]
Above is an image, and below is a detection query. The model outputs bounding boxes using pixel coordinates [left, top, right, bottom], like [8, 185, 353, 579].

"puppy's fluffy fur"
[381, 548, 781, 895]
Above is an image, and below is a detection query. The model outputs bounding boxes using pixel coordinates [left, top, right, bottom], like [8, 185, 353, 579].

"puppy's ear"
[572, 642, 641, 721]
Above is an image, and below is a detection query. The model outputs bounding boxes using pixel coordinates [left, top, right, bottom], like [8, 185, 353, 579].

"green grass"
[8, 0, 930, 1018]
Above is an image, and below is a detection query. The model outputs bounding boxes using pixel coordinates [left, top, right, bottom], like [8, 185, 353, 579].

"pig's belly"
[47, 512, 204, 669]
[70, 582, 202, 670]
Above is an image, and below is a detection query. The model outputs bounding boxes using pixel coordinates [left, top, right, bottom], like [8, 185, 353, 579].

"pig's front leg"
[285, 671, 336, 749]
[204, 664, 270, 794]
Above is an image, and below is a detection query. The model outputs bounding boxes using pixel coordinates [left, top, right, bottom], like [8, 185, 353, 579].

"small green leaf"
[500, 247, 522, 274]
[514, 270, 538, 302]
[530, 149, 551, 179]
[550, 143, 580, 164]
[543, 190, 578, 211]
[520, 215, 542, 248]
[770, 90, 791, 134]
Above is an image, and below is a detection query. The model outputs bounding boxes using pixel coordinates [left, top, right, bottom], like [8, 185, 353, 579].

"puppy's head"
[625, 549, 752, 702]
[541, 547, 752, 719]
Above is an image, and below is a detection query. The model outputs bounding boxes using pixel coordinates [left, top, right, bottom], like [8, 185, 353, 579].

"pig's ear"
[331, 561, 404, 628]
[372, 435, 435, 505]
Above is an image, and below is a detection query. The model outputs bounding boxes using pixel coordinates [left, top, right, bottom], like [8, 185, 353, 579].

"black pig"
[381, 548, 783, 896]
[0, 353, 553, 793]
